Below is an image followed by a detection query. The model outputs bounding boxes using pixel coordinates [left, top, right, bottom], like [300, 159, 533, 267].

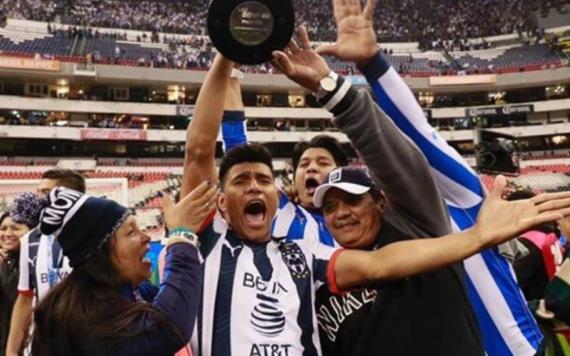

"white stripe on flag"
[463, 249, 536, 355]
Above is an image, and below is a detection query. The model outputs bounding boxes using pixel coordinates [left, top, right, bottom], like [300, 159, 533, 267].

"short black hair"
[292, 135, 348, 173]
[42, 169, 86, 193]
[506, 189, 535, 201]
[219, 143, 274, 186]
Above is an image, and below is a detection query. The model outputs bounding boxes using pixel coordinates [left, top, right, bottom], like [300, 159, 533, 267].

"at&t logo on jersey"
[250, 293, 285, 337]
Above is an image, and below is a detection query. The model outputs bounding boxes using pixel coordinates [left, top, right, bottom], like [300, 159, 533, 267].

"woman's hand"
[163, 180, 218, 232]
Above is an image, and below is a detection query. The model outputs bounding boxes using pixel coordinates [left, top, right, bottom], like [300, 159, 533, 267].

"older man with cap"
[312, 166, 570, 356]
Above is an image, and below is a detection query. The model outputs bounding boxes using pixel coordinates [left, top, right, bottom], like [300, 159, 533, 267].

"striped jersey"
[361, 54, 542, 356]
[191, 211, 338, 356]
[273, 193, 336, 246]
[18, 228, 72, 302]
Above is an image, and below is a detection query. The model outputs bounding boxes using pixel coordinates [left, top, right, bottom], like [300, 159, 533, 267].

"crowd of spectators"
[1, 0, 569, 47]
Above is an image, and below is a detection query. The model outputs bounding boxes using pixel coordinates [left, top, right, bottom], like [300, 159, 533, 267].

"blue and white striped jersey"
[192, 211, 338, 356]
[273, 193, 336, 247]
[18, 228, 72, 302]
[360, 54, 543, 356]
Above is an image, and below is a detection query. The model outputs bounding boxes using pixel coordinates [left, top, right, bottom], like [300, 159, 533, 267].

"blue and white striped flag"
[361, 54, 543, 356]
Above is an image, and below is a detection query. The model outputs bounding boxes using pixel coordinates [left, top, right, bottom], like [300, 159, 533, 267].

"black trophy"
[207, 0, 295, 65]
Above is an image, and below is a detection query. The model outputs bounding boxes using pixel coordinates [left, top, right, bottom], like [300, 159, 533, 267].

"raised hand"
[272, 26, 331, 92]
[163, 180, 218, 233]
[475, 175, 570, 248]
[316, 0, 379, 65]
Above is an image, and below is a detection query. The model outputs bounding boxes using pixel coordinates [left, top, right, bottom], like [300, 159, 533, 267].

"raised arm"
[317, 0, 482, 223]
[333, 181, 570, 290]
[181, 54, 234, 198]
[273, 27, 449, 237]
[313, 0, 544, 354]
[221, 70, 248, 152]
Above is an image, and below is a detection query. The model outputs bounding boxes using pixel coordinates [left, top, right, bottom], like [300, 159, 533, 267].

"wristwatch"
[314, 71, 339, 99]
[168, 227, 199, 247]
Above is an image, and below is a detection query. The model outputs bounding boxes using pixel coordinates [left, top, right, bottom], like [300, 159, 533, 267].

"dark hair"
[506, 189, 535, 201]
[218, 143, 274, 187]
[292, 135, 348, 173]
[30, 239, 182, 356]
[0, 212, 9, 226]
[41, 169, 86, 193]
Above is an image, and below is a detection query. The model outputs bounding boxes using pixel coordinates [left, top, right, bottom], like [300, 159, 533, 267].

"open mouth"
[244, 200, 267, 227]
[305, 178, 320, 195]
[141, 247, 152, 267]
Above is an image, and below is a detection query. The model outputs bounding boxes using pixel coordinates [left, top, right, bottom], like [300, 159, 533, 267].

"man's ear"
[377, 191, 387, 212]
[218, 193, 227, 214]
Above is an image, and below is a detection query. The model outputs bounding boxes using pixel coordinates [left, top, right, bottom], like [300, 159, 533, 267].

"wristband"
[168, 227, 199, 247]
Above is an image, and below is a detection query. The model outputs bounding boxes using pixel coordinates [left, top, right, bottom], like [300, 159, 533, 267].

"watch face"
[321, 76, 337, 92]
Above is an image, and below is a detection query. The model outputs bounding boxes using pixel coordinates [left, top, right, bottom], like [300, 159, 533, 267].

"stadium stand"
[452, 43, 567, 73]
[0, 155, 569, 238]
[2, 0, 567, 44]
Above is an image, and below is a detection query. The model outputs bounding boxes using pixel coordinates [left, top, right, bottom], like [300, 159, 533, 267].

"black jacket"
[0, 251, 19, 354]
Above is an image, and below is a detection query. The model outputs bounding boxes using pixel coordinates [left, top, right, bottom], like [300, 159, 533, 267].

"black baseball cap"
[313, 167, 379, 208]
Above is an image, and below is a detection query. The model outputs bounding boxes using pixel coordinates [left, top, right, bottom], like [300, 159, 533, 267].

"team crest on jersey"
[278, 240, 309, 279]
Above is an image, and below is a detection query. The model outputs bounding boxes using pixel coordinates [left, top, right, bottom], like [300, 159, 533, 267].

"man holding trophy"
[172, 0, 565, 355]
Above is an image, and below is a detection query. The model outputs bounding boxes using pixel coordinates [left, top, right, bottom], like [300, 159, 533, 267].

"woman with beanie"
[0, 204, 33, 354]
[30, 180, 216, 356]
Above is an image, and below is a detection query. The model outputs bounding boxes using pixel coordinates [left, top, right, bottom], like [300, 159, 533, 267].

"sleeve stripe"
[323, 79, 352, 112]
[327, 249, 347, 295]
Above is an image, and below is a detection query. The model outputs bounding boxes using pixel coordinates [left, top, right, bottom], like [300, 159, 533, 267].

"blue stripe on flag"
[369, 81, 483, 197]
[370, 73, 542, 354]
[450, 206, 543, 352]
[464, 274, 513, 355]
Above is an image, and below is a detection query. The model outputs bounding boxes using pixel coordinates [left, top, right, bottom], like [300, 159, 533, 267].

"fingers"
[202, 190, 218, 213]
[315, 43, 339, 57]
[271, 51, 295, 75]
[535, 198, 570, 213]
[347, 0, 362, 14]
[184, 180, 211, 202]
[362, 0, 378, 20]
[288, 38, 301, 54]
[489, 175, 508, 200]
[335, 0, 351, 18]
[297, 25, 311, 50]
[522, 212, 564, 230]
[161, 192, 175, 214]
[194, 185, 218, 209]
[532, 191, 570, 205]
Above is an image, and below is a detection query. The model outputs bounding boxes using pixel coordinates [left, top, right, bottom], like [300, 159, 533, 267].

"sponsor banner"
[0, 56, 60, 71]
[80, 129, 147, 141]
[429, 74, 497, 86]
[466, 105, 534, 117]
[176, 105, 194, 116]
